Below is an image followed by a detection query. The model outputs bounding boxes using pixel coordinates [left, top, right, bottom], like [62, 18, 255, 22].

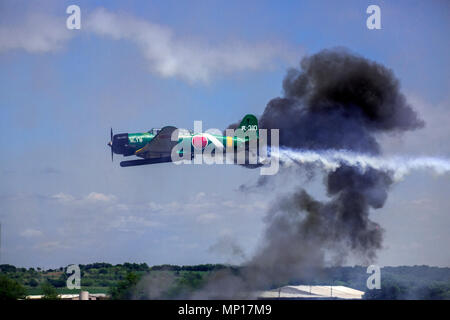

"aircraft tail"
[238, 114, 259, 139]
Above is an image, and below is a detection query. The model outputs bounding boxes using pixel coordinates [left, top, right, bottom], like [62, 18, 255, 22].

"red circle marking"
[192, 135, 208, 150]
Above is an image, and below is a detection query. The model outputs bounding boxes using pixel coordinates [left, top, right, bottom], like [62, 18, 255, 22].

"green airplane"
[107, 114, 259, 167]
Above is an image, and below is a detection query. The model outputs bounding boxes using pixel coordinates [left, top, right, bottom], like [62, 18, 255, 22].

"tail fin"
[238, 114, 259, 139]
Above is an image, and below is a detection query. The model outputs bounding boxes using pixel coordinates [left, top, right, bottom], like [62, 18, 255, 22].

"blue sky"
[0, 0, 449, 268]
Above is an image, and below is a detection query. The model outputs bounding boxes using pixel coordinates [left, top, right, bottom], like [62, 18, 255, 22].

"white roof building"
[258, 285, 365, 300]
[26, 292, 109, 300]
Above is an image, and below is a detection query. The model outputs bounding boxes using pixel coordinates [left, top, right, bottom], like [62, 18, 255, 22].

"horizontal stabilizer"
[120, 157, 173, 167]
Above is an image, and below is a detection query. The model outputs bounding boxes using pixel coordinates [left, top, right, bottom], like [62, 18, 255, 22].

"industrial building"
[258, 285, 365, 300]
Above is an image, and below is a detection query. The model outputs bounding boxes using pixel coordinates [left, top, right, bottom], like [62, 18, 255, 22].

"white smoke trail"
[269, 148, 450, 181]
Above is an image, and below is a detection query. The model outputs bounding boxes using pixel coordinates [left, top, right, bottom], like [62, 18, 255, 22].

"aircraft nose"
[109, 133, 129, 155]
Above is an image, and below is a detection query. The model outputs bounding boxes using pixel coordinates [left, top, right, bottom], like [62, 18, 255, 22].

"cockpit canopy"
[148, 128, 161, 135]
[148, 128, 193, 136]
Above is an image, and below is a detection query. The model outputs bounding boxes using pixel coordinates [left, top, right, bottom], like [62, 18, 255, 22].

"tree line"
[1, 264, 449, 300]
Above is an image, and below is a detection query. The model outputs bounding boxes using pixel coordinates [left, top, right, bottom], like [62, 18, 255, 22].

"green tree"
[364, 279, 407, 300]
[28, 278, 39, 287]
[417, 283, 450, 300]
[109, 272, 140, 300]
[41, 281, 59, 300]
[166, 272, 206, 299]
[0, 275, 27, 300]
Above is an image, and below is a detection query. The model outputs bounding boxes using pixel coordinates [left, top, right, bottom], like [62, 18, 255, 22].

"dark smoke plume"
[260, 48, 423, 152]
[191, 48, 425, 299]
[248, 48, 423, 270]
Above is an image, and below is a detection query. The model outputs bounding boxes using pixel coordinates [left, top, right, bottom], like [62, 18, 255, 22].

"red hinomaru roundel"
[192, 134, 208, 150]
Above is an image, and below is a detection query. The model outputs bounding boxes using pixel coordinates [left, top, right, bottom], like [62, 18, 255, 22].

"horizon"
[3, 261, 450, 271]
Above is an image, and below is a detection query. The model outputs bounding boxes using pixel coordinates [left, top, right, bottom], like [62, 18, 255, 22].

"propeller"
[108, 128, 113, 162]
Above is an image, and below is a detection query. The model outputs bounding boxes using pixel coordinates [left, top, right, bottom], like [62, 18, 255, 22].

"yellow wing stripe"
[135, 147, 146, 155]
[226, 136, 233, 148]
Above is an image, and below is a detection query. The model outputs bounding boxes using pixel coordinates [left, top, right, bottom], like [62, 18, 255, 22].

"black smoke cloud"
[201, 48, 423, 298]
[260, 48, 423, 152]
[247, 48, 423, 270]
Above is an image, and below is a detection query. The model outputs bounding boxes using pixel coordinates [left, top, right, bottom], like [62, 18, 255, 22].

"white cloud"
[51, 192, 116, 205]
[20, 228, 43, 238]
[2, 189, 269, 266]
[47, 191, 161, 232]
[0, 13, 72, 53]
[85, 192, 116, 203]
[86, 8, 295, 83]
[194, 192, 206, 201]
[148, 201, 164, 211]
[0, 7, 296, 83]
[51, 192, 75, 203]
[108, 215, 161, 231]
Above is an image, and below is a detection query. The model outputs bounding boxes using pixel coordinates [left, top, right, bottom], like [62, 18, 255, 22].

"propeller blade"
[110, 128, 113, 162]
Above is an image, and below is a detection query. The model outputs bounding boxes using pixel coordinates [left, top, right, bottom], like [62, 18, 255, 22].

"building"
[26, 291, 109, 300]
[258, 285, 365, 300]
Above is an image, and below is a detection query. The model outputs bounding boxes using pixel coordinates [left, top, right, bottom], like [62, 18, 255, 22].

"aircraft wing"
[135, 126, 179, 159]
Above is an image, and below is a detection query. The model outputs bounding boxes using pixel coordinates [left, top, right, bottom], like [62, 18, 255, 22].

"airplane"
[107, 114, 259, 167]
